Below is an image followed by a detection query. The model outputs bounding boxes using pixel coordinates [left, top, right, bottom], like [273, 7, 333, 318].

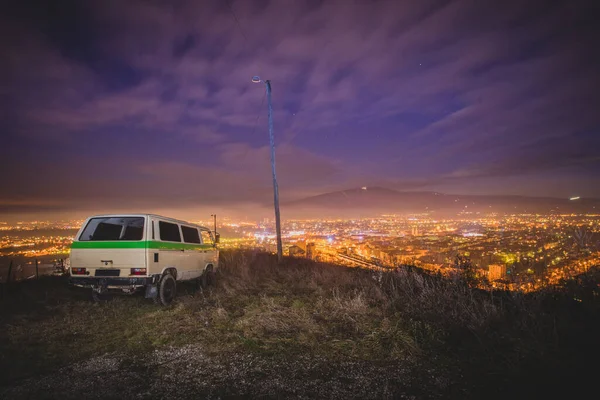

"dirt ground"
[1, 345, 450, 399]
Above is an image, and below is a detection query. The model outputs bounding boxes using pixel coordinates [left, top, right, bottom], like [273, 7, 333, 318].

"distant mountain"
[284, 187, 600, 217]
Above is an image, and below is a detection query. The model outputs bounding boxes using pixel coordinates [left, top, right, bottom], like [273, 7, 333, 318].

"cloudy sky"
[2, 0, 599, 220]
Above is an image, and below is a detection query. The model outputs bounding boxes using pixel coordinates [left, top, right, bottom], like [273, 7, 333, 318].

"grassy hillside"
[1, 250, 599, 398]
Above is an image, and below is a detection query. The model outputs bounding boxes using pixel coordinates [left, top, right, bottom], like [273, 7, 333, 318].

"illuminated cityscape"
[248, 213, 600, 291]
[2, 213, 598, 291]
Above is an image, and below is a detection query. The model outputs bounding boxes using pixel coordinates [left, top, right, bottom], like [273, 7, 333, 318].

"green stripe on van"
[147, 241, 214, 251]
[71, 241, 214, 250]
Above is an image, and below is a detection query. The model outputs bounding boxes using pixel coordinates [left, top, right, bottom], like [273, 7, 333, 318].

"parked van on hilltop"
[69, 214, 219, 305]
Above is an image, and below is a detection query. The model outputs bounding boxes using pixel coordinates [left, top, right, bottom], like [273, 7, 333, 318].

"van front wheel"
[155, 274, 176, 306]
[199, 268, 215, 289]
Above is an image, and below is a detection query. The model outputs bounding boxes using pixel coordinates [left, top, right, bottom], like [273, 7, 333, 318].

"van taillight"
[72, 268, 87, 275]
[130, 268, 147, 276]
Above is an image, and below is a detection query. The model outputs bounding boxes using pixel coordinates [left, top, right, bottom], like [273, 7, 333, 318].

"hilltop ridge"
[285, 187, 600, 216]
[1, 251, 600, 399]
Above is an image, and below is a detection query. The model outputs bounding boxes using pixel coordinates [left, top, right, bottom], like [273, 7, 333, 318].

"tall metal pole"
[265, 80, 283, 263]
[211, 214, 217, 235]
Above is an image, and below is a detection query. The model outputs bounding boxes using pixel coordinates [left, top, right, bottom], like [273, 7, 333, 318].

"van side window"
[200, 230, 213, 245]
[181, 226, 201, 244]
[159, 221, 181, 242]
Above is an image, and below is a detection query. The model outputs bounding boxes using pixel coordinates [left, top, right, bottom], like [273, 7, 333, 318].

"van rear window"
[79, 217, 145, 241]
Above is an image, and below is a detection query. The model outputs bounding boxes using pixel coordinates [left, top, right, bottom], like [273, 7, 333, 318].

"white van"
[69, 214, 219, 305]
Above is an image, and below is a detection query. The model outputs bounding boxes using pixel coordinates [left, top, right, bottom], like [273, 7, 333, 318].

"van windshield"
[79, 217, 145, 241]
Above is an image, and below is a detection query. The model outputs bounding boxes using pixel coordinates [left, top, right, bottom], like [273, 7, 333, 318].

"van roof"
[85, 214, 212, 230]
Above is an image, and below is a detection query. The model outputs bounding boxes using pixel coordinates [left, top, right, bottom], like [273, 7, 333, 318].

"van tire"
[196, 275, 205, 292]
[206, 269, 216, 286]
[155, 274, 176, 306]
[200, 267, 215, 289]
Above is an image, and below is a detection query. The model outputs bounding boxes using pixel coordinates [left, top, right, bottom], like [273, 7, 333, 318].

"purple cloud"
[1, 0, 599, 218]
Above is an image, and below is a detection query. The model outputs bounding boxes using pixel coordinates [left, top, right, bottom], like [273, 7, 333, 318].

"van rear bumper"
[69, 276, 159, 288]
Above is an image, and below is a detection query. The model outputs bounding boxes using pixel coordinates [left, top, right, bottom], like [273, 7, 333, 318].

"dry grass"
[1, 250, 600, 398]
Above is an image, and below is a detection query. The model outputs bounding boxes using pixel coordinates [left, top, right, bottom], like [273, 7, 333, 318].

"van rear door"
[70, 216, 147, 277]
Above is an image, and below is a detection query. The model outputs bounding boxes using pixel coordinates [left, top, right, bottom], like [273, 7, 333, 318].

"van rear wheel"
[155, 274, 176, 306]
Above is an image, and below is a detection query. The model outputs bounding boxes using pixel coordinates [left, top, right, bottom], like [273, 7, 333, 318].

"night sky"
[2, 0, 600, 220]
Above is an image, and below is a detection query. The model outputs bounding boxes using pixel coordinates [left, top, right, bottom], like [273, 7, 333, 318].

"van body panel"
[70, 247, 147, 277]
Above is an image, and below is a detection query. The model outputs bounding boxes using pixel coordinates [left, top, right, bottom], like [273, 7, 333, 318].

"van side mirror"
[214, 232, 220, 244]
